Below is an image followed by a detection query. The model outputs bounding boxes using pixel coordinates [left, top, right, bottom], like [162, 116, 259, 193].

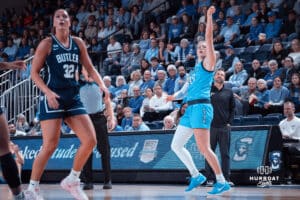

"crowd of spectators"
[1, 0, 300, 134]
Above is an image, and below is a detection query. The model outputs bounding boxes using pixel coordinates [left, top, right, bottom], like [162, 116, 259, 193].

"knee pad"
[0, 153, 21, 188]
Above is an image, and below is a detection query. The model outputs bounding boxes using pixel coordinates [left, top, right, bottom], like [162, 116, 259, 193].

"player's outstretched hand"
[207, 6, 216, 16]
[10, 60, 26, 70]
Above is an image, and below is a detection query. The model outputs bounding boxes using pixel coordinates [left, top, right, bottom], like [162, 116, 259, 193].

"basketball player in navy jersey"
[0, 61, 29, 200]
[26, 9, 110, 200]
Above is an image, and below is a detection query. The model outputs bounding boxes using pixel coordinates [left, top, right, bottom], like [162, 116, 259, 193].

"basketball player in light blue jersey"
[170, 6, 231, 195]
[26, 9, 111, 200]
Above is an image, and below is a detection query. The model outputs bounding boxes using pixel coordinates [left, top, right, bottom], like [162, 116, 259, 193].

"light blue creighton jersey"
[186, 62, 214, 101]
[44, 34, 81, 89]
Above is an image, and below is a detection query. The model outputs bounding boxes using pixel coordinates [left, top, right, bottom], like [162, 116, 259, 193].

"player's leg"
[0, 114, 24, 199]
[26, 118, 61, 200]
[61, 114, 96, 200]
[194, 128, 230, 195]
[171, 124, 206, 192]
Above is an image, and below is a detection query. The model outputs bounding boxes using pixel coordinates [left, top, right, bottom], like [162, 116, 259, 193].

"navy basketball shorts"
[38, 87, 87, 121]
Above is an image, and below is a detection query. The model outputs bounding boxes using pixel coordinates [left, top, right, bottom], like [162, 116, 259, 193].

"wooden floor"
[1, 184, 299, 200]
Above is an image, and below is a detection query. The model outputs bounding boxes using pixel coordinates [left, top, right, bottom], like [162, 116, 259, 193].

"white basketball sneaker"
[60, 177, 88, 200]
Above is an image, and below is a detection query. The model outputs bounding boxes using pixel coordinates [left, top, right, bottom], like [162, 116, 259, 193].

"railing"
[0, 56, 39, 124]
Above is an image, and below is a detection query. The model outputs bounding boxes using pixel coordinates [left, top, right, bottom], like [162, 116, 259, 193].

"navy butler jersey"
[45, 34, 81, 89]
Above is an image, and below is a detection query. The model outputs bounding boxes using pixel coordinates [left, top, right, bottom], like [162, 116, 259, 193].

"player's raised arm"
[203, 6, 216, 71]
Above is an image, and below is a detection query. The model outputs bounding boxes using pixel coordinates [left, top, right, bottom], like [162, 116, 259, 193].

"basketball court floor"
[0, 183, 299, 200]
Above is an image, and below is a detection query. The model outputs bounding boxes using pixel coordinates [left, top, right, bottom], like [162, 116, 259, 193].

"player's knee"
[171, 140, 181, 153]
[42, 144, 58, 156]
[84, 137, 97, 150]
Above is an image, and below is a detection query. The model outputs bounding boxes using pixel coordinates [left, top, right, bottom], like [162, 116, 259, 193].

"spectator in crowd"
[121, 107, 133, 131]
[281, 56, 298, 87]
[165, 42, 180, 65]
[116, 7, 130, 29]
[128, 70, 143, 96]
[233, 5, 246, 25]
[164, 64, 178, 95]
[139, 30, 151, 53]
[140, 70, 155, 94]
[180, 13, 196, 40]
[268, 41, 289, 67]
[149, 57, 164, 80]
[115, 89, 130, 108]
[246, 17, 264, 46]
[128, 86, 144, 114]
[157, 39, 168, 66]
[8, 123, 26, 137]
[227, 61, 249, 91]
[88, 37, 102, 67]
[288, 38, 300, 68]
[248, 79, 270, 115]
[234, 77, 258, 115]
[198, 6, 208, 24]
[152, 23, 167, 41]
[215, 10, 226, 30]
[28, 117, 42, 136]
[4, 38, 18, 61]
[176, 0, 197, 19]
[15, 114, 30, 133]
[140, 87, 153, 118]
[288, 73, 300, 112]
[113, 75, 129, 99]
[84, 15, 97, 40]
[174, 65, 188, 93]
[71, 17, 80, 35]
[144, 38, 159, 62]
[214, 51, 223, 70]
[247, 59, 267, 81]
[194, 22, 206, 42]
[15, 38, 31, 60]
[264, 59, 283, 88]
[214, 15, 240, 48]
[103, 76, 116, 97]
[222, 45, 240, 78]
[175, 38, 195, 69]
[143, 83, 173, 122]
[140, 58, 151, 76]
[114, 43, 133, 76]
[280, 10, 298, 41]
[155, 70, 167, 89]
[264, 76, 290, 114]
[97, 19, 106, 42]
[264, 11, 282, 42]
[168, 15, 183, 43]
[240, 2, 259, 31]
[103, 35, 122, 75]
[128, 5, 143, 38]
[127, 114, 150, 131]
[257, 0, 271, 25]
[162, 115, 176, 130]
[126, 43, 144, 75]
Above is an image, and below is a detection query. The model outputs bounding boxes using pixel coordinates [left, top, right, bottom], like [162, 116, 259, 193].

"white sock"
[171, 126, 199, 177]
[216, 174, 225, 184]
[28, 180, 40, 191]
[67, 169, 81, 181]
